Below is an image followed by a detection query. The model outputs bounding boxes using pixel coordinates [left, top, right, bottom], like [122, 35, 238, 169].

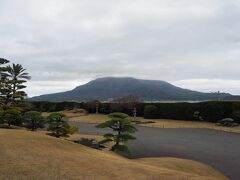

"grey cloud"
[0, 0, 239, 96]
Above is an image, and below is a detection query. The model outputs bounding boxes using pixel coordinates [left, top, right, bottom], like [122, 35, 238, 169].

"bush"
[66, 126, 79, 134]
[231, 111, 240, 122]
[47, 113, 78, 138]
[144, 105, 159, 119]
[23, 111, 45, 131]
[3, 107, 22, 127]
[0, 108, 4, 124]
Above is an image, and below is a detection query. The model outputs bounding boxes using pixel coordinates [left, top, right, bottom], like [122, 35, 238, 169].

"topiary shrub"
[47, 112, 79, 138]
[3, 107, 22, 127]
[96, 112, 137, 154]
[23, 111, 45, 131]
[144, 105, 159, 119]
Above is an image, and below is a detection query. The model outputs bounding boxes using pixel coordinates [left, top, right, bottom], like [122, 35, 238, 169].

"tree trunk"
[31, 119, 34, 131]
[56, 122, 60, 138]
[116, 131, 120, 145]
[13, 83, 16, 100]
[8, 120, 11, 128]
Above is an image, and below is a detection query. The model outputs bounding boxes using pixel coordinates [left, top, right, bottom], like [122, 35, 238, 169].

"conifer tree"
[47, 113, 78, 138]
[0, 58, 31, 127]
[96, 112, 138, 154]
[23, 111, 45, 131]
[0, 58, 10, 105]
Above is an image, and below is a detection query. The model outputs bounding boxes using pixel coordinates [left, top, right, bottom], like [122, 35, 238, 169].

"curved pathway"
[70, 122, 240, 180]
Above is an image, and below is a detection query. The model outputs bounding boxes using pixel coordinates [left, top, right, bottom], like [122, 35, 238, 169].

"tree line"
[31, 100, 240, 123]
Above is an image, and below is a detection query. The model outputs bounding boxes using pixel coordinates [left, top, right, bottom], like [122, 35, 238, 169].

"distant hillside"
[30, 77, 236, 102]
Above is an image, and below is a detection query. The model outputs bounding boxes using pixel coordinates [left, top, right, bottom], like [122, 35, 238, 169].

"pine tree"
[47, 113, 78, 138]
[23, 111, 45, 131]
[0, 58, 9, 79]
[2, 107, 22, 127]
[0, 58, 10, 105]
[96, 112, 138, 154]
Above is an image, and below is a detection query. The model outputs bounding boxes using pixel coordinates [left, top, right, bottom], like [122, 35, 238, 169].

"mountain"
[30, 77, 236, 102]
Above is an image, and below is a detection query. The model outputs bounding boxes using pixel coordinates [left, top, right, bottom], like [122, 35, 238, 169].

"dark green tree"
[0, 60, 31, 106]
[47, 113, 78, 138]
[5, 63, 31, 103]
[0, 59, 31, 128]
[144, 105, 159, 119]
[2, 107, 22, 127]
[96, 112, 138, 154]
[0, 58, 9, 79]
[0, 108, 4, 124]
[0, 58, 10, 105]
[23, 111, 45, 131]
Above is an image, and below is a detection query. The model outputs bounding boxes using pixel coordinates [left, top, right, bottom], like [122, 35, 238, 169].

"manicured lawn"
[69, 114, 109, 124]
[66, 113, 240, 133]
[43, 110, 240, 133]
[138, 118, 240, 133]
[0, 129, 226, 180]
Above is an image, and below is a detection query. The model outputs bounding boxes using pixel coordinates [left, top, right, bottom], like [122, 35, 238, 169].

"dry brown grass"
[0, 129, 227, 180]
[67, 113, 240, 133]
[69, 114, 109, 123]
[43, 111, 240, 133]
[137, 158, 227, 179]
[138, 118, 240, 133]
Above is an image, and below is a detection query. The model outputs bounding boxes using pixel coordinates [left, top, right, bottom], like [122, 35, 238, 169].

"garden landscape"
[1, 1, 240, 180]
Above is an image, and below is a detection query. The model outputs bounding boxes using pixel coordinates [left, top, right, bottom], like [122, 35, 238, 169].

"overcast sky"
[1, 0, 240, 97]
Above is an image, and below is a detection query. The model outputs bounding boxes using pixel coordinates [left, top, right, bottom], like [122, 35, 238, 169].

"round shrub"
[144, 105, 159, 119]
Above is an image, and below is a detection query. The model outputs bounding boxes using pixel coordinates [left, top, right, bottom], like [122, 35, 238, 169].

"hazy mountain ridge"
[30, 77, 236, 102]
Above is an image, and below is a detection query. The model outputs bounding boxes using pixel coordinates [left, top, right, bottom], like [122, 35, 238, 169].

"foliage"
[47, 113, 78, 138]
[0, 58, 9, 80]
[1, 107, 22, 127]
[0, 108, 4, 124]
[231, 110, 240, 122]
[23, 111, 45, 131]
[17, 101, 33, 112]
[144, 105, 159, 119]
[0, 58, 31, 128]
[66, 125, 79, 134]
[30, 101, 240, 123]
[0, 60, 30, 106]
[5, 63, 31, 103]
[85, 100, 100, 113]
[110, 96, 140, 116]
[96, 112, 137, 154]
[31, 101, 87, 112]
[0, 58, 10, 105]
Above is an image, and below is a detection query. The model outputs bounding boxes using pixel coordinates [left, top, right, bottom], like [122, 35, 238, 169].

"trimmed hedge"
[144, 105, 159, 119]
[31, 101, 86, 112]
[30, 101, 240, 123]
